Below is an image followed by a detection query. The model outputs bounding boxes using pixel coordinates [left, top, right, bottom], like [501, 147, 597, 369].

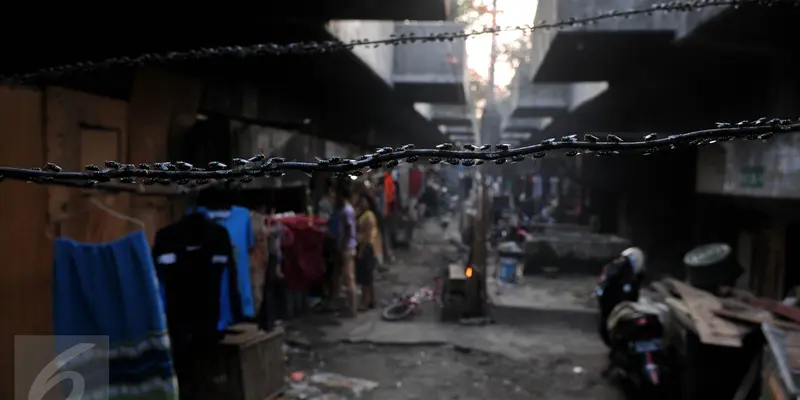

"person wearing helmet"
[621, 247, 646, 276]
[596, 247, 646, 345]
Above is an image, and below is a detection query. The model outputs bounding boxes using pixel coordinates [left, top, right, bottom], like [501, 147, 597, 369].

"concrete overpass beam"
[392, 21, 468, 104]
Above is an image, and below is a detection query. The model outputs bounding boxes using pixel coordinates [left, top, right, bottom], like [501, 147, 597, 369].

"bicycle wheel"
[382, 301, 415, 321]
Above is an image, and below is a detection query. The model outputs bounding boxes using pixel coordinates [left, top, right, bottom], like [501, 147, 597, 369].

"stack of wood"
[648, 279, 800, 348]
[647, 279, 800, 399]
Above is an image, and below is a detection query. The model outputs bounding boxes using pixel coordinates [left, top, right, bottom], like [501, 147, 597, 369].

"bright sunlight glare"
[465, 0, 540, 89]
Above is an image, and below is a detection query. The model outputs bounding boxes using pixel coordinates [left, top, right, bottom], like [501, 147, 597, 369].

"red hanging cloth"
[279, 219, 326, 291]
[383, 172, 395, 216]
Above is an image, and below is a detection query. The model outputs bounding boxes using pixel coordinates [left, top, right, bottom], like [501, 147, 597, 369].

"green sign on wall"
[739, 166, 765, 188]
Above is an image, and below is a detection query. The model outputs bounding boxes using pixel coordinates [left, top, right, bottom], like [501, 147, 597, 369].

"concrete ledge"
[491, 304, 598, 332]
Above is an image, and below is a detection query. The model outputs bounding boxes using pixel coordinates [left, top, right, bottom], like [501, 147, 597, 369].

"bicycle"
[381, 277, 443, 321]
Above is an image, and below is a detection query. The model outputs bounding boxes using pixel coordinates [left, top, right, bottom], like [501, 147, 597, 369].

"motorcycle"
[606, 302, 669, 398]
[595, 247, 670, 397]
[595, 248, 643, 345]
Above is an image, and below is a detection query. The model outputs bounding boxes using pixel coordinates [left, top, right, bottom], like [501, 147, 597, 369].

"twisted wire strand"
[1, 0, 793, 84]
[0, 119, 793, 193]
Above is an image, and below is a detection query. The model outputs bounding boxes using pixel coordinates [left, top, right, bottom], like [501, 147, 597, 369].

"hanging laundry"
[383, 172, 395, 217]
[250, 211, 269, 317]
[532, 175, 543, 200]
[195, 206, 256, 321]
[373, 191, 383, 218]
[151, 213, 243, 346]
[280, 218, 326, 292]
[258, 252, 284, 332]
[397, 166, 410, 206]
[409, 167, 424, 198]
[53, 230, 178, 399]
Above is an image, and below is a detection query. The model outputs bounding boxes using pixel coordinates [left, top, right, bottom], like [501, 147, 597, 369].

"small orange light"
[465, 267, 473, 278]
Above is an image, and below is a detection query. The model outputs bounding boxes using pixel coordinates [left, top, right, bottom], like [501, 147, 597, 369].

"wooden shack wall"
[0, 86, 51, 400]
[0, 68, 203, 398]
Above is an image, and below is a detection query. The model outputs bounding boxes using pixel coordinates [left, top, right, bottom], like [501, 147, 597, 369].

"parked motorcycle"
[595, 247, 670, 397]
[595, 247, 645, 345]
[605, 301, 669, 398]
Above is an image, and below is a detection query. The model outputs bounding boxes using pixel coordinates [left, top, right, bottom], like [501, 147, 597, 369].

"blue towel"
[53, 230, 178, 399]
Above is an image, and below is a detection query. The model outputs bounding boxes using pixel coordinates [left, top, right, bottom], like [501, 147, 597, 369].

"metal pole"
[486, 0, 499, 105]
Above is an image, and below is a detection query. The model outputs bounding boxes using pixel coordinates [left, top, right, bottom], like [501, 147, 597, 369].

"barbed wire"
[1, 0, 794, 84]
[0, 119, 793, 191]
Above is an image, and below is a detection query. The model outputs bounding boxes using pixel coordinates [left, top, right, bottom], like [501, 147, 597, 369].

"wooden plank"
[73, 128, 132, 242]
[714, 308, 800, 332]
[732, 355, 761, 400]
[0, 86, 51, 400]
[45, 87, 132, 244]
[746, 296, 800, 326]
[127, 68, 204, 242]
[665, 297, 696, 333]
[668, 279, 744, 347]
[649, 281, 674, 300]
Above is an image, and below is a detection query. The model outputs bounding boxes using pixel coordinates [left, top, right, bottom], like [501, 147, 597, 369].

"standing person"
[336, 182, 359, 317]
[320, 181, 341, 307]
[380, 174, 397, 264]
[249, 207, 269, 318]
[259, 210, 287, 331]
[354, 193, 381, 310]
[317, 180, 336, 220]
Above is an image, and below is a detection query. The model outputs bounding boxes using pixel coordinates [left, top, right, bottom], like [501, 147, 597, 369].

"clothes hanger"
[46, 196, 145, 239]
[88, 197, 146, 229]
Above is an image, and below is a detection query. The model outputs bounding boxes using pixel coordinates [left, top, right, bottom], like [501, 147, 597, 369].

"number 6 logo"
[28, 343, 96, 400]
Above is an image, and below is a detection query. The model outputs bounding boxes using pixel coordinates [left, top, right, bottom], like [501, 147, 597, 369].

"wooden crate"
[182, 323, 286, 400]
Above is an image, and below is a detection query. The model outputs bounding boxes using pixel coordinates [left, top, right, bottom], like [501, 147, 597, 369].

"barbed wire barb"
[1, 0, 797, 84]
[0, 119, 794, 191]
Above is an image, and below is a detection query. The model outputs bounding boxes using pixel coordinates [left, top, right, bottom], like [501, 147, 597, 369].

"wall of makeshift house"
[0, 68, 204, 398]
[691, 65, 800, 299]
[577, 135, 698, 281]
[0, 86, 51, 400]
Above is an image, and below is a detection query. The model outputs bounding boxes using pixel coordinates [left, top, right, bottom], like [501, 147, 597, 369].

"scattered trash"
[284, 343, 309, 355]
[308, 296, 323, 309]
[283, 382, 323, 399]
[291, 371, 306, 382]
[283, 372, 378, 399]
[572, 366, 584, 374]
[286, 336, 312, 350]
[309, 372, 379, 397]
[396, 381, 403, 388]
[309, 394, 347, 400]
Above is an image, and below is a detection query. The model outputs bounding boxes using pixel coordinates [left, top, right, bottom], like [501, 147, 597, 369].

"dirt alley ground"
[283, 220, 624, 400]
